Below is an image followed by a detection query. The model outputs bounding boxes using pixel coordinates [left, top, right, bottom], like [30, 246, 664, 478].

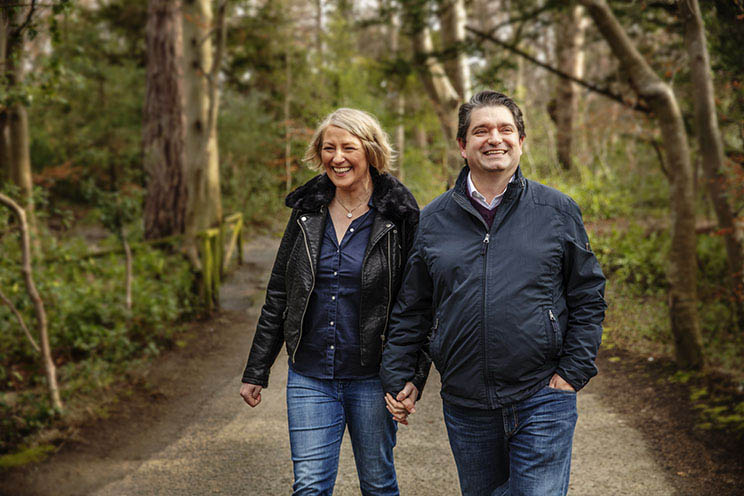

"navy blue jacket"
[380, 166, 606, 409]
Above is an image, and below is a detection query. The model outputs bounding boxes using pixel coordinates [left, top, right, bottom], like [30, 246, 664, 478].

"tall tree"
[551, 4, 586, 171]
[0, 6, 10, 180]
[578, 0, 704, 369]
[182, 0, 224, 258]
[678, 0, 744, 330]
[143, 0, 187, 239]
[403, 0, 470, 183]
[1, 1, 35, 228]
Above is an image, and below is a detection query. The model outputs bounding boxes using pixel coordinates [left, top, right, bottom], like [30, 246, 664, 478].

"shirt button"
[330, 321, 334, 326]
[331, 295, 336, 300]
[330, 345, 335, 350]
[333, 271, 338, 276]
[350, 228, 355, 232]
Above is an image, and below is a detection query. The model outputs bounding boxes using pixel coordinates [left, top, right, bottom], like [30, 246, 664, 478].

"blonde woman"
[240, 108, 430, 496]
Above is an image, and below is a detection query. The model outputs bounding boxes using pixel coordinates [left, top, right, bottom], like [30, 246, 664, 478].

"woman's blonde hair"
[303, 108, 395, 174]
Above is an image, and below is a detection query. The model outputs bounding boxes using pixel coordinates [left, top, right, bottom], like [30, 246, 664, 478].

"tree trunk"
[553, 5, 586, 171]
[579, 0, 704, 369]
[182, 0, 223, 261]
[679, 0, 744, 330]
[143, 0, 187, 239]
[439, 0, 471, 100]
[389, 0, 405, 180]
[122, 228, 132, 311]
[403, 2, 466, 185]
[0, 9, 9, 180]
[284, 47, 292, 194]
[0, 193, 62, 411]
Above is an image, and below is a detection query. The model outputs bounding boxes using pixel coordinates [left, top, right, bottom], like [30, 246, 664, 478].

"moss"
[0, 444, 55, 469]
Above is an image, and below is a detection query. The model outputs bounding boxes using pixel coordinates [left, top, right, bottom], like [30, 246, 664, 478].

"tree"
[678, 0, 744, 330]
[551, 4, 587, 171]
[0, 192, 62, 411]
[403, 0, 470, 184]
[578, 0, 704, 369]
[143, 0, 187, 239]
[1, 1, 36, 229]
[182, 0, 224, 262]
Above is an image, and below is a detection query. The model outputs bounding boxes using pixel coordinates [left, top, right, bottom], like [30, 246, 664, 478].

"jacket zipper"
[481, 231, 490, 404]
[381, 232, 393, 345]
[548, 309, 559, 354]
[292, 217, 316, 363]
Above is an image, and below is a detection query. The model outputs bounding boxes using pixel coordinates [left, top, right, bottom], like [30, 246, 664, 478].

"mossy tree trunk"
[579, 0, 704, 369]
[678, 0, 744, 331]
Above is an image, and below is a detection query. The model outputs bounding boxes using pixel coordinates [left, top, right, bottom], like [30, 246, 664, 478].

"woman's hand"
[384, 382, 419, 425]
[240, 383, 263, 407]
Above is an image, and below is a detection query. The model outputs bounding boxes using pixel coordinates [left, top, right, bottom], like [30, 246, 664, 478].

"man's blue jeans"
[442, 385, 578, 496]
[286, 368, 399, 496]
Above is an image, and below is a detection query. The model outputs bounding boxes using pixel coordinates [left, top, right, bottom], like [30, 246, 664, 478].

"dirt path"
[0, 237, 737, 495]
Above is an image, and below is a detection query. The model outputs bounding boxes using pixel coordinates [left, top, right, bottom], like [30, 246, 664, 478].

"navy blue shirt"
[291, 208, 379, 379]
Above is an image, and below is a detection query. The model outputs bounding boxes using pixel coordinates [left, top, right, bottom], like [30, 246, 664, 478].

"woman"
[240, 108, 430, 496]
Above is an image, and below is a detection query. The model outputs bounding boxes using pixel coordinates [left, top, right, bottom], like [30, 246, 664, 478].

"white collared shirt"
[467, 172, 515, 210]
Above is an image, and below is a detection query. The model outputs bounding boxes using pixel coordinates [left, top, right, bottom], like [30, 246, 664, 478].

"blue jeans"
[286, 368, 399, 496]
[443, 385, 578, 496]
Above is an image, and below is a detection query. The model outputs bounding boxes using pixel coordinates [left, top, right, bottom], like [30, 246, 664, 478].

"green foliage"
[0, 444, 56, 469]
[0, 233, 196, 452]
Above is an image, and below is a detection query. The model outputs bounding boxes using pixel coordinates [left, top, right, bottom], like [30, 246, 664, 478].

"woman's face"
[320, 125, 371, 193]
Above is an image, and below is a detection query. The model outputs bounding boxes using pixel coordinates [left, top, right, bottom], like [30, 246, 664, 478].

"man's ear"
[457, 138, 467, 159]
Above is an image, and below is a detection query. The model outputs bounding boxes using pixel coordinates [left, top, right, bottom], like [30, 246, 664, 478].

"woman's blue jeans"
[443, 385, 578, 496]
[286, 368, 399, 496]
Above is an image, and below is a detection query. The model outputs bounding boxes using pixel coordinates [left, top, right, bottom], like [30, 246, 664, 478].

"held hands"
[240, 383, 263, 407]
[385, 382, 419, 425]
[548, 373, 576, 392]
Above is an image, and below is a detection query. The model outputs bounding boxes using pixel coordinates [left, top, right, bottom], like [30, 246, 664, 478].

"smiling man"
[380, 91, 607, 496]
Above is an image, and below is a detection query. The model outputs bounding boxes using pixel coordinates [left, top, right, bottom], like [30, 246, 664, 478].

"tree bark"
[143, 0, 187, 239]
[553, 5, 586, 171]
[579, 0, 704, 369]
[439, 0, 471, 100]
[678, 0, 744, 330]
[182, 0, 223, 261]
[0, 193, 62, 411]
[0, 9, 10, 180]
[404, 4, 461, 184]
[122, 229, 132, 311]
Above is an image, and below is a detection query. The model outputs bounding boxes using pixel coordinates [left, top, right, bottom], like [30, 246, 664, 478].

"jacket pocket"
[547, 309, 560, 357]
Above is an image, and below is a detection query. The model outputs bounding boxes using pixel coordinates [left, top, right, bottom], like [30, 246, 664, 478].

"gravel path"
[1, 237, 678, 496]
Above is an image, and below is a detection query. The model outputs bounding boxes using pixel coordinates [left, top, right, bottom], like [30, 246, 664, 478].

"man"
[380, 90, 606, 496]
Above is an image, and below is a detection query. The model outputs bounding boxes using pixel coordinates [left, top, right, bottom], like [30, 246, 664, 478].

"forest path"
[1, 237, 680, 495]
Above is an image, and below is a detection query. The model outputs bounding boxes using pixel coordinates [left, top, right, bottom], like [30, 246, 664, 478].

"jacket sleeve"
[381, 224, 434, 397]
[401, 216, 432, 396]
[241, 209, 300, 387]
[557, 203, 607, 391]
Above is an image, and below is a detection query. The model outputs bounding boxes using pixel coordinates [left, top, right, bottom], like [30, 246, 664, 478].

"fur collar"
[285, 168, 419, 224]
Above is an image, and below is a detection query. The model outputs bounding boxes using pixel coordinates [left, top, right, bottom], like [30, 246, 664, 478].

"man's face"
[458, 105, 525, 177]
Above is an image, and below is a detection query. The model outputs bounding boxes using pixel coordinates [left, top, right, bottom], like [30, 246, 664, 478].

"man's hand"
[549, 373, 576, 392]
[385, 382, 419, 425]
[240, 383, 263, 407]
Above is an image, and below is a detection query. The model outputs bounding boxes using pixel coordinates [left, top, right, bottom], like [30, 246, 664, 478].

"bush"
[0, 231, 196, 452]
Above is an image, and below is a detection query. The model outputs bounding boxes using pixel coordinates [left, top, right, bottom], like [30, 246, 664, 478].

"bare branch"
[466, 25, 650, 114]
[0, 285, 40, 353]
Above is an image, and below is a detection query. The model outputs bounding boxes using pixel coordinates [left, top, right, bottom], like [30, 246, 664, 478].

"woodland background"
[0, 0, 743, 464]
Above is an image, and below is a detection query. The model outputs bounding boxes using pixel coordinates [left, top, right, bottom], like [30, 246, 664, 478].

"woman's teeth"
[333, 166, 352, 173]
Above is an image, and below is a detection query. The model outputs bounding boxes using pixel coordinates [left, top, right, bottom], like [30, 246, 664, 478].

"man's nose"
[487, 130, 502, 143]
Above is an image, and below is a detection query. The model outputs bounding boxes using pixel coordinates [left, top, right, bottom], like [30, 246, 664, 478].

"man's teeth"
[484, 150, 506, 156]
[333, 166, 352, 173]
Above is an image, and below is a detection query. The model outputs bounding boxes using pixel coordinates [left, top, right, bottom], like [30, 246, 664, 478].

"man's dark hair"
[457, 90, 526, 143]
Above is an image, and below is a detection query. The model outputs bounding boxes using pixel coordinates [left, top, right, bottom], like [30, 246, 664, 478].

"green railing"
[197, 212, 244, 311]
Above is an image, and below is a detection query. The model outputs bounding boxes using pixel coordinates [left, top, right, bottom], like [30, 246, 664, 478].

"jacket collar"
[454, 165, 526, 201]
[285, 167, 418, 224]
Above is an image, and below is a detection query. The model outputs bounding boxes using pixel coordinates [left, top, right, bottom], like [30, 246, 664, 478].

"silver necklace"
[335, 195, 369, 219]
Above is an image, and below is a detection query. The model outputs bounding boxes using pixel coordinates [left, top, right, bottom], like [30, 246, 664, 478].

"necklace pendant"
[346, 212, 353, 218]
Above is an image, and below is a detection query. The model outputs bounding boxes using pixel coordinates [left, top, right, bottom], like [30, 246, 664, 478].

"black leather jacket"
[242, 169, 431, 392]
